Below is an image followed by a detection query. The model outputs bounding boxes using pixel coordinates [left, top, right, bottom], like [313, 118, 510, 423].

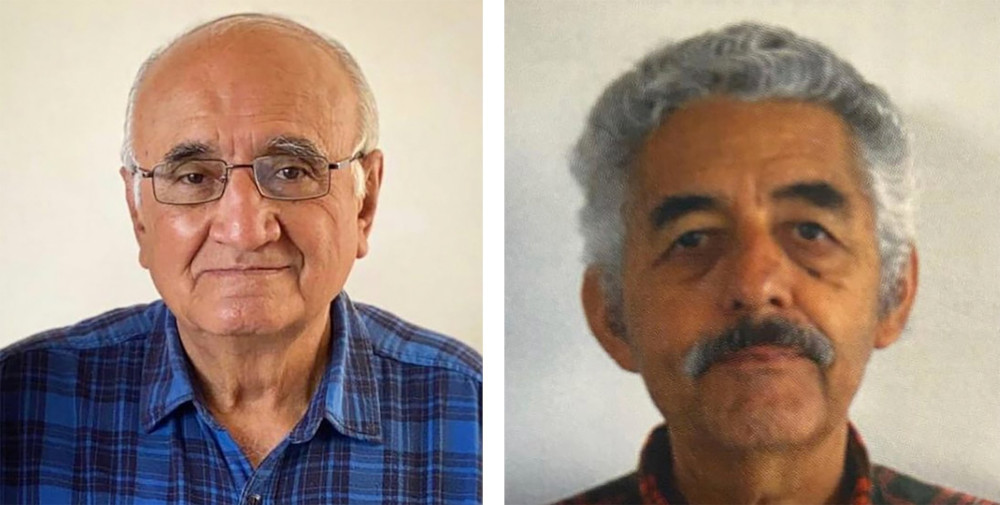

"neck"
[669, 423, 849, 505]
[178, 314, 331, 416]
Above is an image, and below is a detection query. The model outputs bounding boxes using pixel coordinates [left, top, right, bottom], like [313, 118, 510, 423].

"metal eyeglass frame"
[133, 150, 366, 205]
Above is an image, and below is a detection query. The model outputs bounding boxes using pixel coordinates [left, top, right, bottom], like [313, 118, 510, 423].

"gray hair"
[572, 22, 914, 317]
[122, 13, 379, 204]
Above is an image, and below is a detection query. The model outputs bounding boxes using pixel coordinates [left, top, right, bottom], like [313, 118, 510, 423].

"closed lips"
[718, 345, 805, 363]
[199, 266, 290, 277]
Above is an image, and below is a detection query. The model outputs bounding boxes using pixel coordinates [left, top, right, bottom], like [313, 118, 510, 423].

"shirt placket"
[235, 439, 287, 505]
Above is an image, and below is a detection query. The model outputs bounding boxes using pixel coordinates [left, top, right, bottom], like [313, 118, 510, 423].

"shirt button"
[247, 494, 262, 505]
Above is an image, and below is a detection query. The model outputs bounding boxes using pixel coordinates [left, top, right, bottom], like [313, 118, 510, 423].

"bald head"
[121, 14, 378, 198]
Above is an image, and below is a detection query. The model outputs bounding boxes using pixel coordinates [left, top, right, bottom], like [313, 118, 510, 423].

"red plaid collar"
[637, 424, 874, 505]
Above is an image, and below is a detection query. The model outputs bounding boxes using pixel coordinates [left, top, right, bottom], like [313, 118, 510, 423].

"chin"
[696, 380, 832, 451]
[195, 298, 304, 337]
[645, 364, 835, 452]
[704, 403, 828, 451]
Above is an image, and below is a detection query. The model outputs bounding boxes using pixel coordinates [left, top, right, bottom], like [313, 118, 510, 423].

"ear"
[874, 247, 919, 349]
[582, 266, 638, 372]
[120, 167, 150, 269]
[355, 149, 384, 259]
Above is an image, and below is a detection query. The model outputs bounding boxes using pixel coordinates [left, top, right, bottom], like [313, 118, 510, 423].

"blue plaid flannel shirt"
[0, 293, 482, 504]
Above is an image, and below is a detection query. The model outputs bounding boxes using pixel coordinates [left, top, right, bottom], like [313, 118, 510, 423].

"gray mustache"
[682, 317, 835, 378]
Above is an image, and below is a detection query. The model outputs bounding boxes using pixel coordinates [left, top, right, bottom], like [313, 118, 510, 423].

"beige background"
[506, 0, 1000, 502]
[0, 0, 482, 352]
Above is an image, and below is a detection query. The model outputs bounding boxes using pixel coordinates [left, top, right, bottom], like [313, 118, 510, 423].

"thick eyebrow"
[162, 141, 213, 164]
[650, 194, 719, 230]
[771, 181, 848, 213]
[265, 136, 326, 159]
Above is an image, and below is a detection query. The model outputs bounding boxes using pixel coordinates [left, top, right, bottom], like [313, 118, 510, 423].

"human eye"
[277, 166, 306, 180]
[659, 229, 719, 262]
[268, 157, 323, 181]
[782, 220, 846, 263]
[160, 161, 218, 185]
[780, 220, 850, 275]
[673, 230, 708, 250]
[178, 172, 207, 185]
[793, 222, 834, 243]
[654, 227, 725, 276]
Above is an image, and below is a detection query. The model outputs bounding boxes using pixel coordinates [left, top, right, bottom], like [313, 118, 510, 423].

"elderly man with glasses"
[0, 13, 481, 505]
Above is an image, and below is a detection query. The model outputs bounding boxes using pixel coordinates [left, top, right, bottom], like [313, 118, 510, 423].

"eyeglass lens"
[151, 155, 331, 204]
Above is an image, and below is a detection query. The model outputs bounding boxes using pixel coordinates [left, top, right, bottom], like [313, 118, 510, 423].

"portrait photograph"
[0, 1, 482, 503]
[506, 1, 1000, 503]
[0, 0, 482, 353]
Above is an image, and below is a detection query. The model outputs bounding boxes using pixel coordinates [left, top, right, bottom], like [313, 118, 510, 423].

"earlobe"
[582, 267, 639, 372]
[875, 248, 919, 349]
[355, 150, 384, 259]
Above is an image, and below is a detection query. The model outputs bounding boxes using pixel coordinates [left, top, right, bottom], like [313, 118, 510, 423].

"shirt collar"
[139, 294, 383, 443]
[139, 301, 196, 432]
[289, 293, 382, 443]
[636, 423, 874, 505]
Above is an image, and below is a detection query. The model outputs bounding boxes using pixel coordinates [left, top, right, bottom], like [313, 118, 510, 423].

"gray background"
[506, 1, 1000, 503]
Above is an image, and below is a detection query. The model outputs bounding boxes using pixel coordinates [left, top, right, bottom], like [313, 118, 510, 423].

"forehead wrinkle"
[134, 24, 359, 172]
[644, 98, 853, 160]
[637, 128, 858, 207]
[654, 136, 849, 177]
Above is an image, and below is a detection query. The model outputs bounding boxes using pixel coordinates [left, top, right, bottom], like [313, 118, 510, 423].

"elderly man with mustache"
[556, 23, 994, 505]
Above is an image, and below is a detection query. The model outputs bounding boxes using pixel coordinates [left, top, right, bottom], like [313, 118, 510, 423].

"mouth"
[715, 344, 808, 367]
[199, 266, 290, 277]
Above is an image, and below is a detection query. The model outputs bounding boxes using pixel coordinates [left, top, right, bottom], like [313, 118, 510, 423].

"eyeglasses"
[134, 151, 364, 205]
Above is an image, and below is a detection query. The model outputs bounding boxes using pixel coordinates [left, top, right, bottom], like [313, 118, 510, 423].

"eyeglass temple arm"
[330, 151, 367, 170]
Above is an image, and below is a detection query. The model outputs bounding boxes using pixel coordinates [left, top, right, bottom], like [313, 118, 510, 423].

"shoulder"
[550, 473, 642, 505]
[354, 302, 482, 383]
[0, 302, 158, 373]
[871, 464, 999, 505]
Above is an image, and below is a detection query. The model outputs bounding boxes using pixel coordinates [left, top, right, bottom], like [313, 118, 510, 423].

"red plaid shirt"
[553, 424, 996, 505]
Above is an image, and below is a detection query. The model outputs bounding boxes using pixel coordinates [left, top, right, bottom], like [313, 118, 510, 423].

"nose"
[208, 168, 281, 250]
[722, 227, 792, 313]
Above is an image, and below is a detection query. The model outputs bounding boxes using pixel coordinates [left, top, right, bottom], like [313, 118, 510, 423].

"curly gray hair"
[571, 22, 914, 317]
[121, 13, 378, 204]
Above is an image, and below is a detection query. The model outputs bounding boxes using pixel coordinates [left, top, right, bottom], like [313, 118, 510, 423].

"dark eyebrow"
[162, 141, 213, 164]
[771, 181, 848, 213]
[265, 136, 326, 159]
[650, 194, 719, 230]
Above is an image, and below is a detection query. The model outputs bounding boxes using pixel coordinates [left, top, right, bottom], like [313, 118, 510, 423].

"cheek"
[292, 200, 358, 273]
[624, 313, 703, 420]
[803, 275, 881, 399]
[622, 245, 719, 370]
[146, 211, 208, 271]
[623, 286, 709, 376]
[827, 296, 880, 363]
[801, 250, 882, 345]
[824, 324, 877, 410]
